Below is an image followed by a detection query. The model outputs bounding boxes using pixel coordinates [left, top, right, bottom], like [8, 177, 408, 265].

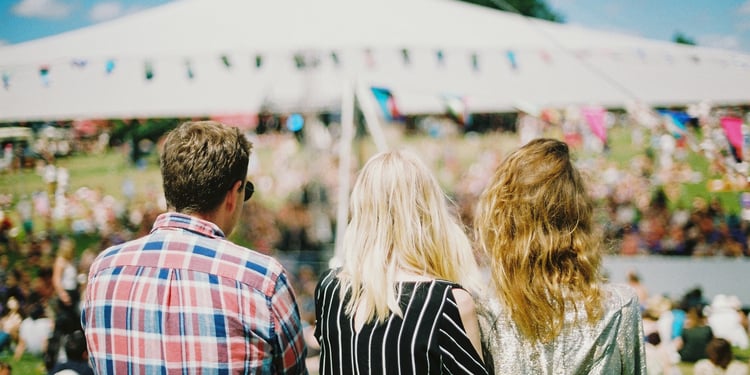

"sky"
[1, 0, 750, 54]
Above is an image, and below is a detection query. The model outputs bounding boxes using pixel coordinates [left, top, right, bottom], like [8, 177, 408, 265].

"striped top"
[314, 269, 488, 375]
[82, 212, 308, 375]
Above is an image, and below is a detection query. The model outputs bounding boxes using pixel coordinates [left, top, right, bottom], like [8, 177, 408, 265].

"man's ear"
[226, 180, 243, 211]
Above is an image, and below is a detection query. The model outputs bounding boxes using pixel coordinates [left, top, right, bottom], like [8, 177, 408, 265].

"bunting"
[720, 116, 744, 162]
[506, 50, 518, 70]
[105, 59, 116, 75]
[39, 66, 50, 87]
[443, 94, 471, 127]
[581, 106, 607, 144]
[370, 86, 401, 122]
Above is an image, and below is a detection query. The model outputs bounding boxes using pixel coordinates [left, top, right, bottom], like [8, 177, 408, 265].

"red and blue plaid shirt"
[82, 212, 308, 374]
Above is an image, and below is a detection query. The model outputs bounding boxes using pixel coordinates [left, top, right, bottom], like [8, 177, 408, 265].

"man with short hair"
[82, 121, 308, 374]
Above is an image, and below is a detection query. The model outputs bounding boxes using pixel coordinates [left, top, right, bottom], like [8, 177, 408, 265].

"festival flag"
[185, 60, 195, 80]
[401, 49, 411, 66]
[721, 116, 744, 161]
[39, 66, 50, 87]
[144, 61, 154, 81]
[370, 86, 401, 122]
[657, 109, 690, 138]
[506, 50, 518, 70]
[105, 59, 116, 74]
[443, 94, 471, 127]
[255, 55, 263, 69]
[436, 50, 445, 66]
[221, 55, 232, 69]
[581, 106, 607, 144]
[71, 59, 87, 68]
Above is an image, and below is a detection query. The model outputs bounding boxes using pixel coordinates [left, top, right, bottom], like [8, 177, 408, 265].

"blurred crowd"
[1, 106, 750, 372]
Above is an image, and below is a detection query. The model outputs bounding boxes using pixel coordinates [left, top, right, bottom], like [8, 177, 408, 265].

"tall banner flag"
[443, 94, 471, 127]
[582, 106, 607, 144]
[721, 116, 744, 162]
[657, 109, 690, 138]
[370, 87, 401, 122]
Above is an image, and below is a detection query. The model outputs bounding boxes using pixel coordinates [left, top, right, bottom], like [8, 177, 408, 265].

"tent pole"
[331, 80, 356, 267]
[355, 80, 389, 153]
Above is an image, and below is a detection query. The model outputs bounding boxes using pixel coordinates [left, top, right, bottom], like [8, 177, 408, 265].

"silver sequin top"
[476, 283, 647, 375]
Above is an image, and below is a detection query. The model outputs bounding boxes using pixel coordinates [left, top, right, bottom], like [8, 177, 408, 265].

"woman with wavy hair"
[474, 138, 646, 374]
[314, 149, 488, 375]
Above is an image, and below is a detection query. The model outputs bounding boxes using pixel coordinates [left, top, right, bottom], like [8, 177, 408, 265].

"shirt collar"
[151, 212, 226, 239]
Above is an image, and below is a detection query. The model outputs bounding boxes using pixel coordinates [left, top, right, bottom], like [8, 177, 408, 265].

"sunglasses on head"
[243, 180, 254, 201]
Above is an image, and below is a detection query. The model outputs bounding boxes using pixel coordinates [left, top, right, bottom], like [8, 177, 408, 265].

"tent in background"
[1, 0, 750, 122]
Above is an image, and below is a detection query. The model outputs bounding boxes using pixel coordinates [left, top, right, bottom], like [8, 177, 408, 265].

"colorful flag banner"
[185, 60, 194, 80]
[539, 50, 552, 64]
[443, 94, 471, 127]
[221, 55, 232, 69]
[721, 116, 744, 161]
[506, 50, 518, 70]
[370, 86, 401, 122]
[39, 66, 50, 86]
[71, 59, 88, 68]
[436, 50, 445, 66]
[582, 106, 607, 144]
[105, 59, 116, 74]
[364, 49, 375, 69]
[471, 53, 479, 71]
[657, 109, 690, 138]
[401, 49, 411, 65]
[144, 61, 154, 81]
[330, 51, 340, 67]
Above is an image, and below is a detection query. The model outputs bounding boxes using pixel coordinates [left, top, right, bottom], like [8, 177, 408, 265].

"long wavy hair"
[474, 138, 604, 343]
[338, 150, 482, 323]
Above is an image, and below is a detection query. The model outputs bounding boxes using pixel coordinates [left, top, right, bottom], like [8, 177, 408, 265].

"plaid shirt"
[82, 213, 308, 375]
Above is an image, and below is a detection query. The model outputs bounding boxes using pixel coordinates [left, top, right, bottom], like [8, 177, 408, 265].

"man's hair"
[64, 330, 88, 362]
[161, 121, 252, 213]
[475, 138, 604, 343]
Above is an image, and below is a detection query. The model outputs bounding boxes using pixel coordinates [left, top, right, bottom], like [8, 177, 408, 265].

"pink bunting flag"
[582, 106, 607, 143]
[720, 116, 744, 159]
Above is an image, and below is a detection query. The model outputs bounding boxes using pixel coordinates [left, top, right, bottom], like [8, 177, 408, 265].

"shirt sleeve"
[439, 286, 489, 375]
[270, 270, 309, 375]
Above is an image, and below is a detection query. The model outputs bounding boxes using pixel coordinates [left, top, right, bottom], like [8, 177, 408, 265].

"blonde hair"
[474, 138, 604, 343]
[338, 150, 482, 323]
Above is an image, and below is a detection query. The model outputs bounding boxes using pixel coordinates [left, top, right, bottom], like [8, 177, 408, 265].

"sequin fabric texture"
[476, 283, 647, 375]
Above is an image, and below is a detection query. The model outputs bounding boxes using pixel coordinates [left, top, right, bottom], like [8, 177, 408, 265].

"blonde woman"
[314, 150, 488, 374]
[474, 138, 646, 374]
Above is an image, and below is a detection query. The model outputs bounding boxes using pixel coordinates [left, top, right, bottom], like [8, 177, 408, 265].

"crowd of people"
[0, 113, 748, 374]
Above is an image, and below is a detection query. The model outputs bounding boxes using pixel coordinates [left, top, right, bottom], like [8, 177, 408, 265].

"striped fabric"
[314, 269, 488, 375]
[82, 212, 308, 375]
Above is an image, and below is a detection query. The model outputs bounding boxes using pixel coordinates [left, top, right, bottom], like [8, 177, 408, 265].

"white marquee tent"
[1, 0, 750, 122]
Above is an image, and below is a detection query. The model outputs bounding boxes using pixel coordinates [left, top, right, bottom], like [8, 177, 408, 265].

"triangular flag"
[39, 65, 50, 87]
[582, 106, 607, 144]
[443, 94, 471, 127]
[721, 116, 744, 161]
[370, 87, 401, 122]
[506, 50, 518, 70]
[105, 59, 116, 74]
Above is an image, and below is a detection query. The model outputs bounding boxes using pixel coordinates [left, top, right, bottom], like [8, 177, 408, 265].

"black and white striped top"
[314, 268, 489, 375]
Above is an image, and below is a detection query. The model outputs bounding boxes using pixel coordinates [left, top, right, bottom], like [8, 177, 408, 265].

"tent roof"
[1, 0, 749, 122]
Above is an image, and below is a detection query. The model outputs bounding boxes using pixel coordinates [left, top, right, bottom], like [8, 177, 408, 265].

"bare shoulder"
[451, 288, 478, 315]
